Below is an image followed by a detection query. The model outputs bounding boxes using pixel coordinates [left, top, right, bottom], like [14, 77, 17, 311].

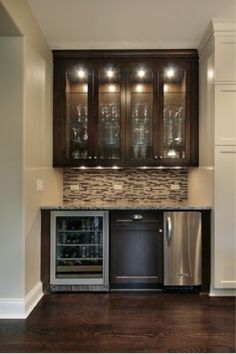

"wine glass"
[83, 105, 88, 117]
[76, 104, 82, 117]
[132, 104, 139, 118]
[143, 104, 149, 118]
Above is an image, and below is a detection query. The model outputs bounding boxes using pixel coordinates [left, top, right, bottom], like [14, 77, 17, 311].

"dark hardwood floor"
[0, 293, 235, 353]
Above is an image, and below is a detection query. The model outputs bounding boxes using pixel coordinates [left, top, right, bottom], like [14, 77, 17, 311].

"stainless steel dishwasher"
[164, 211, 202, 286]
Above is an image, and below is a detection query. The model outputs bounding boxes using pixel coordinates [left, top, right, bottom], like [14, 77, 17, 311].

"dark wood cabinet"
[53, 50, 198, 167]
[110, 210, 163, 290]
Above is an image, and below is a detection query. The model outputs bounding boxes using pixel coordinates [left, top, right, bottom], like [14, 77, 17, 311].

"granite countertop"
[41, 203, 211, 211]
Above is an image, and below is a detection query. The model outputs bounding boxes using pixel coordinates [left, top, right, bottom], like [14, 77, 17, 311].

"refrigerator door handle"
[166, 216, 172, 245]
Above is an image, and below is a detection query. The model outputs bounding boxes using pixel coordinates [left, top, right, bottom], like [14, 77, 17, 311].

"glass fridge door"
[51, 211, 108, 285]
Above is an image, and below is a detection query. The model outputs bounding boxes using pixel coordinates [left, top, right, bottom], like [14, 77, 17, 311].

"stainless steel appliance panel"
[164, 211, 201, 286]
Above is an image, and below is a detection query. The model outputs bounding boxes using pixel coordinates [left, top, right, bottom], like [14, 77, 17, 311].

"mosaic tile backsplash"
[63, 169, 188, 204]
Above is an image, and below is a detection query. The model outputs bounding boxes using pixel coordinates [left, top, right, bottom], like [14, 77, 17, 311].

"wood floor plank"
[0, 293, 235, 353]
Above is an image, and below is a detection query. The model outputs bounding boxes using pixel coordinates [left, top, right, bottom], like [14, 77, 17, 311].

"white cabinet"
[199, 19, 236, 294]
[214, 146, 236, 289]
[215, 37, 236, 82]
[215, 85, 236, 145]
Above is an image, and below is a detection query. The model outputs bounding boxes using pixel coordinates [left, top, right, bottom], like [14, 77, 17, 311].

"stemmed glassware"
[163, 104, 184, 146]
[99, 103, 120, 146]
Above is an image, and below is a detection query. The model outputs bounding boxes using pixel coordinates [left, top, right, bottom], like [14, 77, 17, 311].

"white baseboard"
[25, 281, 43, 318]
[0, 281, 43, 319]
[0, 297, 25, 319]
[210, 285, 236, 297]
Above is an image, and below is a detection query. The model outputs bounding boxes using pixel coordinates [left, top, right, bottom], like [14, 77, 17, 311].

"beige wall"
[188, 168, 213, 205]
[188, 38, 214, 207]
[24, 40, 62, 294]
[0, 0, 63, 299]
[0, 37, 25, 298]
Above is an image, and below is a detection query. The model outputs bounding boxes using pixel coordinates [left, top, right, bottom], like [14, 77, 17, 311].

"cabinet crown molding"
[52, 49, 198, 60]
[198, 18, 236, 57]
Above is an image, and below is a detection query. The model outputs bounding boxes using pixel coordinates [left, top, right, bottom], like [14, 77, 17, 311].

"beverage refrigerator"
[50, 210, 109, 291]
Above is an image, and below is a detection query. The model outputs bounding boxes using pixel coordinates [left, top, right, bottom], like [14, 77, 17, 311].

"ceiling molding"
[198, 18, 236, 57]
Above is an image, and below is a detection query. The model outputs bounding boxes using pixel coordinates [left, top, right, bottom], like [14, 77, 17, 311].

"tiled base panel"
[63, 169, 188, 205]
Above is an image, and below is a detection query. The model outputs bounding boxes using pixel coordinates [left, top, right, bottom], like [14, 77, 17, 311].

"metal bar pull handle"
[166, 216, 172, 244]
[116, 219, 133, 223]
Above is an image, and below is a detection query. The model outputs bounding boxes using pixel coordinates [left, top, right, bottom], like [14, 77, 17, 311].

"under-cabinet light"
[97, 166, 102, 169]
[83, 84, 88, 92]
[112, 165, 119, 170]
[80, 166, 86, 169]
[137, 69, 145, 78]
[166, 68, 175, 78]
[77, 69, 85, 79]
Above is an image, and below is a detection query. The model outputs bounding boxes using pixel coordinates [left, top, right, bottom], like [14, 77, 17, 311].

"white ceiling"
[27, 0, 236, 50]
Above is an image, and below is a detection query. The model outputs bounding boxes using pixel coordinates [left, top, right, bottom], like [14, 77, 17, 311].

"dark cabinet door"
[53, 61, 95, 166]
[110, 211, 163, 289]
[94, 63, 126, 166]
[157, 60, 198, 166]
[126, 62, 158, 165]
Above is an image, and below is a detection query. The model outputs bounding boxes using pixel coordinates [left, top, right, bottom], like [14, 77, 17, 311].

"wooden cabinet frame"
[53, 50, 199, 167]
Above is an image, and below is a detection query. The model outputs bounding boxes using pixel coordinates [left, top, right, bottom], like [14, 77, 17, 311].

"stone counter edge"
[41, 205, 211, 211]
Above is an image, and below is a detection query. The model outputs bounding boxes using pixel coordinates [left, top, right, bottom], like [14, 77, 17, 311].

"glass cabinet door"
[55, 215, 104, 279]
[65, 64, 91, 161]
[127, 64, 154, 163]
[97, 64, 123, 163]
[159, 64, 189, 162]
